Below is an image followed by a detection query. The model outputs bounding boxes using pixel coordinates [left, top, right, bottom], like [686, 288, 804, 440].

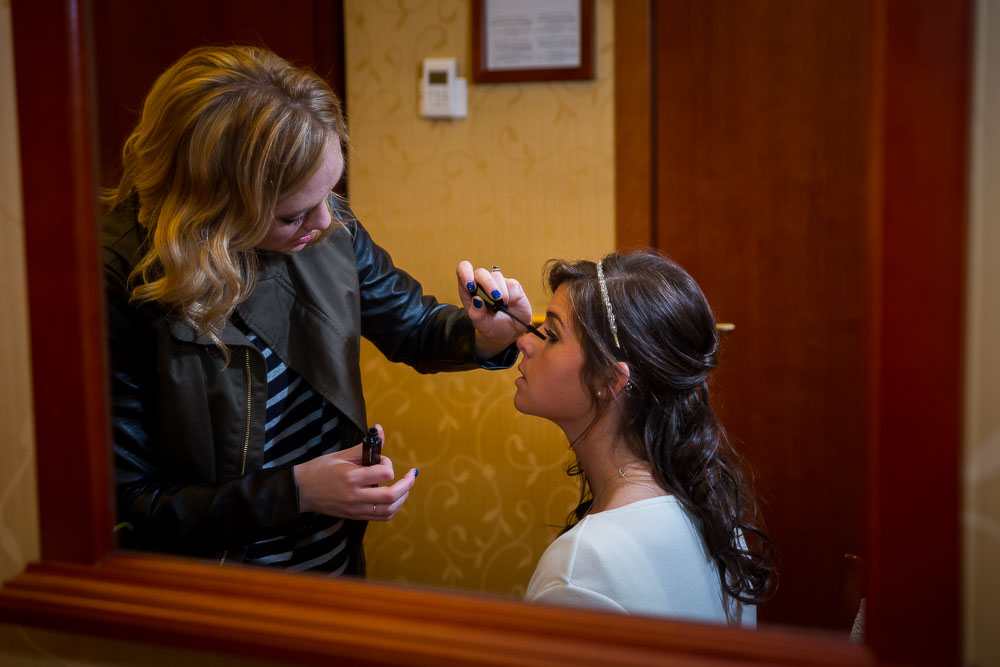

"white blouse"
[524, 496, 754, 626]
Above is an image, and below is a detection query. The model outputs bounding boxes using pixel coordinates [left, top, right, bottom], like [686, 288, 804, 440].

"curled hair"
[103, 45, 349, 348]
[547, 251, 775, 607]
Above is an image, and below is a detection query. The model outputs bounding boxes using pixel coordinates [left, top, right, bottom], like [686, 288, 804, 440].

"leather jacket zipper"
[239, 347, 252, 474]
[220, 347, 253, 566]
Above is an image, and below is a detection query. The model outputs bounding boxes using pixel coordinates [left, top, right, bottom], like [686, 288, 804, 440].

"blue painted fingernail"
[414, 469, 419, 477]
[491, 289, 501, 299]
[473, 297, 483, 309]
[466, 281, 476, 293]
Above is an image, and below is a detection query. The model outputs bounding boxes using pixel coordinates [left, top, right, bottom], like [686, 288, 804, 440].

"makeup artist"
[102, 45, 531, 576]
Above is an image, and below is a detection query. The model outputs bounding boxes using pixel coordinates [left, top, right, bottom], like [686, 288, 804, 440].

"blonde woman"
[103, 45, 531, 575]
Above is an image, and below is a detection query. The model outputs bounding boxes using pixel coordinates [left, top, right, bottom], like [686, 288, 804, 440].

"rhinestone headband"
[596, 260, 621, 349]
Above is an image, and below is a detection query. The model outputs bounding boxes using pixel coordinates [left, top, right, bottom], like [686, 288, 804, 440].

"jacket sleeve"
[104, 250, 300, 555]
[342, 206, 519, 372]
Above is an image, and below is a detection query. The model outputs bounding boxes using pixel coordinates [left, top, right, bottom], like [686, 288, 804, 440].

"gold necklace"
[618, 466, 665, 493]
[588, 466, 664, 514]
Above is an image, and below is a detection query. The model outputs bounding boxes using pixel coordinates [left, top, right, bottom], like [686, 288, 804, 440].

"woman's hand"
[292, 425, 417, 521]
[456, 261, 534, 359]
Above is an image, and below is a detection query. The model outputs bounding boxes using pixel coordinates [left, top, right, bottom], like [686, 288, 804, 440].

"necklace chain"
[588, 465, 663, 515]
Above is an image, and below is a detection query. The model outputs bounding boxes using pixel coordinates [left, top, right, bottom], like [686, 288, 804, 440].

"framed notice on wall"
[472, 0, 595, 83]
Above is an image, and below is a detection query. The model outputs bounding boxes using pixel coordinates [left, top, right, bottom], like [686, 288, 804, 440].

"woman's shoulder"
[528, 497, 735, 623]
[539, 497, 694, 570]
[588, 495, 689, 529]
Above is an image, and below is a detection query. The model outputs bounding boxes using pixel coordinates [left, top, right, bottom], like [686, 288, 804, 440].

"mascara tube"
[362, 427, 382, 466]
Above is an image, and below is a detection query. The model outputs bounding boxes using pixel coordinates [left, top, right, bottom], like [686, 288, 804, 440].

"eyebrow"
[545, 310, 565, 329]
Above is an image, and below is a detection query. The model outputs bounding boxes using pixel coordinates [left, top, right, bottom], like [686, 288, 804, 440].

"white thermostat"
[420, 57, 467, 119]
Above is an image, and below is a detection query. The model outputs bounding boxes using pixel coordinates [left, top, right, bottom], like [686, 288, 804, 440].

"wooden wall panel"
[615, 0, 967, 660]
[653, 0, 872, 630]
[91, 0, 345, 189]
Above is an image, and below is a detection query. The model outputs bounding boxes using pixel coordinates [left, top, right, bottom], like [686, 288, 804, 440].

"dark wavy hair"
[546, 250, 775, 607]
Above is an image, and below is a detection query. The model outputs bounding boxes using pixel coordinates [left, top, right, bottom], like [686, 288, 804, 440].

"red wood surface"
[1, 556, 872, 666]
[615, 0, 967, 663]
[866, 1, 968, 663]
[90, 0, 345, 189]
[11, 0, 113, 565]
[652, 0, 872, 631]
[613, 1, 653, 250]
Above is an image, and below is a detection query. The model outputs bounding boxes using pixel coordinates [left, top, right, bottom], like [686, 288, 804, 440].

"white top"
[524, 496, 755, 626]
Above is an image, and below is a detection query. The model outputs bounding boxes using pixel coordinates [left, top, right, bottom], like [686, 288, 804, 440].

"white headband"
[596, 260, 621, 349]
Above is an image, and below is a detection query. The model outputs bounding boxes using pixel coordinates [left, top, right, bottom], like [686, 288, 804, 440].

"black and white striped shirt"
[242, 331, 352, 575]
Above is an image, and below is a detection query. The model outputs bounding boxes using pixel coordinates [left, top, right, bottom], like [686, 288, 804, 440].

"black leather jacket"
[103, 197, 516, 572]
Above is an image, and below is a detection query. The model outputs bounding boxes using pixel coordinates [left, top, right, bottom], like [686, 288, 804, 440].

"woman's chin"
[512, 389, 529, 415]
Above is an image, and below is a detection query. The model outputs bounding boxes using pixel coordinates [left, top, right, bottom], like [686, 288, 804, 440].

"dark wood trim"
[2, 556, 872, 666]
[865, 0, 969, 663]
[613, 0, 653, 250]
[11, 0, 113, 564]
[311, 0, 346, 103]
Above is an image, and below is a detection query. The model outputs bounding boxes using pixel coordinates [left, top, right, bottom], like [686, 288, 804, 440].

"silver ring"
[372, 503, 378, 517]
[491, 265, 500, 272]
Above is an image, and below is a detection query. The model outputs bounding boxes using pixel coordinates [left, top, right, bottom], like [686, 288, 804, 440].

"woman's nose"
[308, 200, 333, 232]
[516, 332, 534, 356]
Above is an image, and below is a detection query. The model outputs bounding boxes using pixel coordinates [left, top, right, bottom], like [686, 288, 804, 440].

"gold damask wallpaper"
[344, 0, 616, 596]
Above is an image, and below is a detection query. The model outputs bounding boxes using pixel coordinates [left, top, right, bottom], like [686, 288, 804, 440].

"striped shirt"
[242, 331, 352, 575]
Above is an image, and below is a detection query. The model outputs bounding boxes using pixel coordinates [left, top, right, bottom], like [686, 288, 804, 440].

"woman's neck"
[566, 418, 666, 515]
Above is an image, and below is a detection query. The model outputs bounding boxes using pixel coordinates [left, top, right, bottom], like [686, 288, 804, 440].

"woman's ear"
[611, 361, 631, 396]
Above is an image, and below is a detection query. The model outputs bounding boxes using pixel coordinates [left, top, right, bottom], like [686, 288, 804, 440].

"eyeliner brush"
[475, 283, 547, 340]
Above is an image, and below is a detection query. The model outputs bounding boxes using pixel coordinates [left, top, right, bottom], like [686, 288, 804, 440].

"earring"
[625, 381, 634, 390]
[597, 391, 604, 398]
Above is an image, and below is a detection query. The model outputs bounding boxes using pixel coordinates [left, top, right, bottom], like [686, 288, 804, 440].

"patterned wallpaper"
[343, 0, 616, 597]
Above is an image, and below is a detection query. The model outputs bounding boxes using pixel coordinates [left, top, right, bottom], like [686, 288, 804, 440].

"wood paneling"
[11, 0, 112, 565]
[2, 556, 872, 666]
[615, 0, 967, 661]
[867, 1, 968, 663]
[91, 0, 345, 189]
[613, 1, 653, 250]
[653, 0, 872, 631]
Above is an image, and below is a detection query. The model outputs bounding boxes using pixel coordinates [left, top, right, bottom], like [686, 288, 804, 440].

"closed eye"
[543, 328, 558, 342]
[279, 214, 306, 226]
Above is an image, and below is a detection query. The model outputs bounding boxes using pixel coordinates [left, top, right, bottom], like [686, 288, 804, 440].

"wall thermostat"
[420, 57, 467, 119]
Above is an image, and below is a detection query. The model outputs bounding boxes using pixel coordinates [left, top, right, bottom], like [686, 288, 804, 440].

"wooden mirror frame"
[1, 0, 966, 664]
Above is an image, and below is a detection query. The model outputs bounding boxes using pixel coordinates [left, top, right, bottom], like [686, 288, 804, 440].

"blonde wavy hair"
[103, 45, 348, 346]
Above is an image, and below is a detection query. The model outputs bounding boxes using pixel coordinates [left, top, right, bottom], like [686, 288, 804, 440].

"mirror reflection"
[95, 0, 866, 635]
[103, 42, 531, 576]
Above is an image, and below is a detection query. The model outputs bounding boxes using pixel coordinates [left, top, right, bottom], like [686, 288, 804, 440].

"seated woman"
[516, 251, 773, 625]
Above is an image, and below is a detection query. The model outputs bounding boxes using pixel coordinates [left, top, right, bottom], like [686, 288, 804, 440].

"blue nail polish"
[491, 289, 501, 299]
[473, 297, 483, 309]
[414, 469, 419, 477]
[466, 281, 476, 293]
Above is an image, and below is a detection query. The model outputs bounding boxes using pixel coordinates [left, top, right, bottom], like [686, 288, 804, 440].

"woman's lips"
[294, 231, 315, 245]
